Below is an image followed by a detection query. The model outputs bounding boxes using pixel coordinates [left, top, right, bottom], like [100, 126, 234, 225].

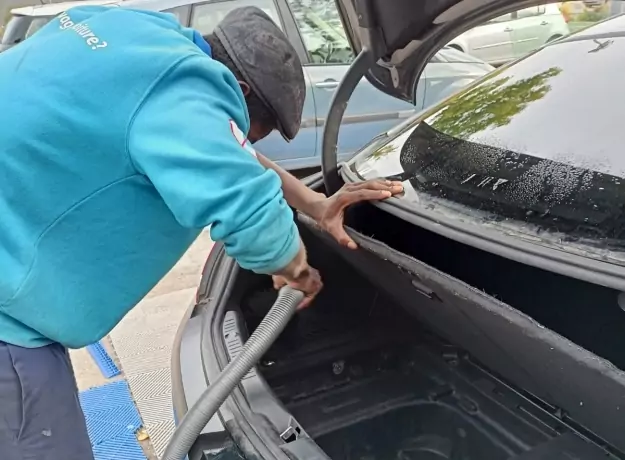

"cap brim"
[277, 125, 292, 142]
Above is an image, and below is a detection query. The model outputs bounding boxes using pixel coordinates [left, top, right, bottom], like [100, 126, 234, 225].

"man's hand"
[255, 153, 402, 249]
[310, 179, 404, 249]
[272, 241, 323, 309]
[272, 266, 323, 310]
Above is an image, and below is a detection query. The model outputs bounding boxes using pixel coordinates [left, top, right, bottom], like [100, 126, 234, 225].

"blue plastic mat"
[79, 381, 146, 460]
[86, 341, 121, 378]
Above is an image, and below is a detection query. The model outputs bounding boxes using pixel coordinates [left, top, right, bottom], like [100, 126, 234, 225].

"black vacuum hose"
[162, 286, 304, 460]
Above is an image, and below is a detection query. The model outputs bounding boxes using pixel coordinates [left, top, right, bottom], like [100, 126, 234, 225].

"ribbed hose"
[162, 286, 304, 460]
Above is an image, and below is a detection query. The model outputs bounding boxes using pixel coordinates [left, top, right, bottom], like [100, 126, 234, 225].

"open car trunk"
[204, 199, 625, 460]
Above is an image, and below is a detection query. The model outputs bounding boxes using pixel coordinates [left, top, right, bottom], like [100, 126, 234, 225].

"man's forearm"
[257, 153, 327, 221]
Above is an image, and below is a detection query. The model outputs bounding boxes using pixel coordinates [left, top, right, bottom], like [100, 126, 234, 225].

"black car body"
[172, 2, 625, 459]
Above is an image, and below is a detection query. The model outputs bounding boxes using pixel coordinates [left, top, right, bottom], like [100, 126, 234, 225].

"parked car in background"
[0, 0, 493, 170]
[0, 0, 115, 49]
[447, 3, 570, 65]
[172, 1, 625, 459]
[1, 0, 71, 36]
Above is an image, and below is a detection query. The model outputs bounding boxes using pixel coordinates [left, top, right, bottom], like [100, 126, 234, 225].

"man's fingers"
[336, 188, 392, 207]
[273, 276, 287, 290]
[297, 295, 315, 310]
[347, 179, 403, 195]
[328, 223, 357, 249]
[347, 180, 390, 190]
[273, 267, 323, 310]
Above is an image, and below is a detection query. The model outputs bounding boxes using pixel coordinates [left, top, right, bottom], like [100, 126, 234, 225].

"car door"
[189, 0, 318, 169]
[460, 13, 515, 65]
[284, 0, 418, 162]
[510, 5, 549, 59]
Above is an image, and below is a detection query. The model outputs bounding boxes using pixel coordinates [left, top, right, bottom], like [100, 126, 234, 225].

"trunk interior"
[227, 203, 625, 460]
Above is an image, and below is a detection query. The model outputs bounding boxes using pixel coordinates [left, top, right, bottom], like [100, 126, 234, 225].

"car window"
[517, 6, 546, 18]
[1, 14, 32, 45]
[164, 5, 190, 25]
[353, 8, 625, 265]
[190, 0, 281, 36]
[25, 16, 52, 39]
[436, 47, 489, 64]
[486, 13, 513, 23]
[1, 15, 16, 44]
[286, 0, 354, 65]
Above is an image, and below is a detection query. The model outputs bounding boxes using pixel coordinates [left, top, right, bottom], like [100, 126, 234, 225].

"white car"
[448, 3, 570, 65]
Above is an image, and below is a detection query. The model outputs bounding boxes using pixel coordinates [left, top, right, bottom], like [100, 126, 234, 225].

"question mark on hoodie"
[86, 36, 108, 50]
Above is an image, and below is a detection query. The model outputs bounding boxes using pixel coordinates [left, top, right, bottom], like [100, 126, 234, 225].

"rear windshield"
[353, 21, 625, 265]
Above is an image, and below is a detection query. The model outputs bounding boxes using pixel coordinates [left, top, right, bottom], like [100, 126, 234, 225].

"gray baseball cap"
[215, 6, 305, 141]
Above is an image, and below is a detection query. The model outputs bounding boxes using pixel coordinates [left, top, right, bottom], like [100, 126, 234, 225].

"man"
[0, 4, 402, 459]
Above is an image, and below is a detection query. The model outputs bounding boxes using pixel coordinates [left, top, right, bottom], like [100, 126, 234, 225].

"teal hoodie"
[0, 6, 300, 348]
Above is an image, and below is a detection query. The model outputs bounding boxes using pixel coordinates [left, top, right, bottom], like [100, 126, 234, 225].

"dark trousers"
[0, 341, 94, 460]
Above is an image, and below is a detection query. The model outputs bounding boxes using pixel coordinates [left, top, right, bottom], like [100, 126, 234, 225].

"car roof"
[11, 0, 119, 17]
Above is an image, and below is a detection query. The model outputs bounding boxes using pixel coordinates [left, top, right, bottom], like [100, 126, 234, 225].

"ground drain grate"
[87, 341, 121, 378]
[80, 380, 146, 460]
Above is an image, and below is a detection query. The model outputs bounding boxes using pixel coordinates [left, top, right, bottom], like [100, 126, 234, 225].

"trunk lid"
[334, 0, 531, 101]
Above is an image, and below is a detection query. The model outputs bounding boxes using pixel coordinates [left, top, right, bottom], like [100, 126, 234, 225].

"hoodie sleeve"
[127, 55, 300, 274]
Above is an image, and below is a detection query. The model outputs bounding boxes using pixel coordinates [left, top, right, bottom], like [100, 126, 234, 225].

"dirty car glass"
[353, 22, 625, 265]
